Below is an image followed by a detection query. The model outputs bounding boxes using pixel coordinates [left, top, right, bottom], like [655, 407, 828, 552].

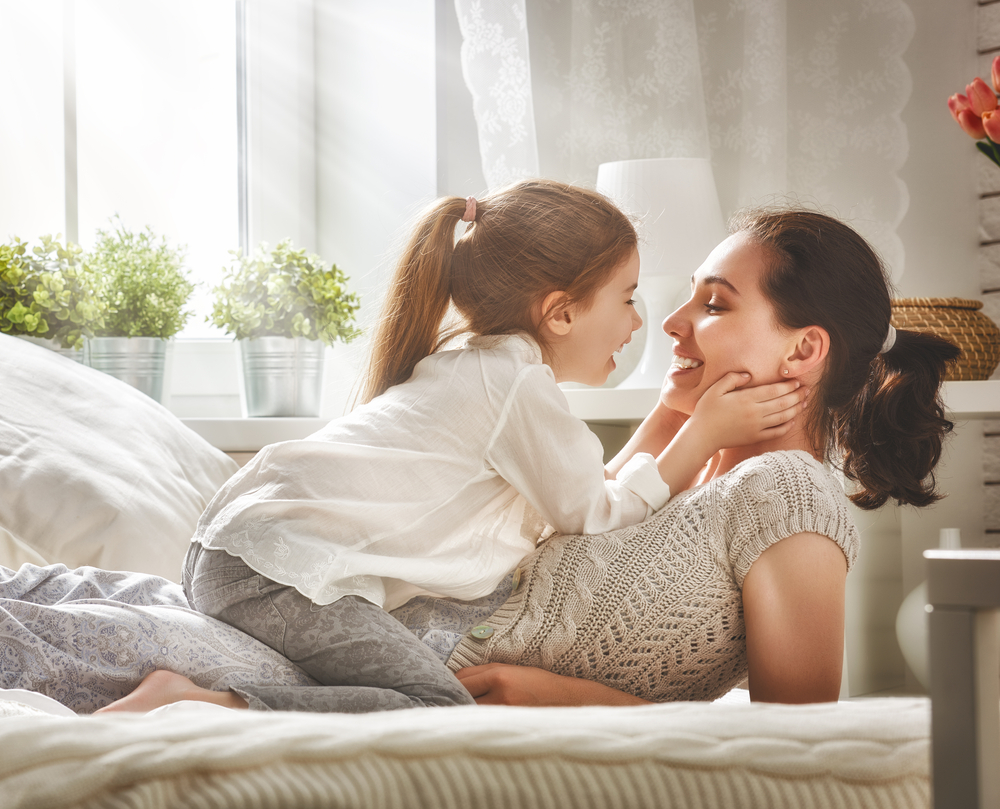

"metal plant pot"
[15, 334, 89, 365]
[88, 336, 168, 402]
[239, 336, 325, 417]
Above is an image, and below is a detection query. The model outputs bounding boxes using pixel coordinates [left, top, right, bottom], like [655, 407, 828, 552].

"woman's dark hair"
[731, 209, 961, 510]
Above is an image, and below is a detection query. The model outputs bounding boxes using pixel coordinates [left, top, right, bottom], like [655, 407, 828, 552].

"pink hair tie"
[462, 196, 477, 223]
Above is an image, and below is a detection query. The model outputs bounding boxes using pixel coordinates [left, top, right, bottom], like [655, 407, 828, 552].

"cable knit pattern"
[448, 451, 858, 702]
[0, 697, 931, 809]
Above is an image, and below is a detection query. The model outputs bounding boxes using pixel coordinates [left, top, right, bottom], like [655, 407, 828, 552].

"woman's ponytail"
[732, 208, 962, 511]
[834, 329, 960, 509]
[359, 196, 467, 404]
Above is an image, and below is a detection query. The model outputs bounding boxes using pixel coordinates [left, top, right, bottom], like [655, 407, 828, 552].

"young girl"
[121, 180, 805, 714]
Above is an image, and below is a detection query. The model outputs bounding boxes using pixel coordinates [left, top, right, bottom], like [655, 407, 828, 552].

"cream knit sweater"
[448, 450, 859, 702]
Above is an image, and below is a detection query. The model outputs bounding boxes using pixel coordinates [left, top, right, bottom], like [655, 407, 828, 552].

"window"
[0, 0, 240, 339]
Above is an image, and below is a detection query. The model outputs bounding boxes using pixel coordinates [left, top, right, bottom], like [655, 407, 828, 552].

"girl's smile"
[543, 248, 643, 385]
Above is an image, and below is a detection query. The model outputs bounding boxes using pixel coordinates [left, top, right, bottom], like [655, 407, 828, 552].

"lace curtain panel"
[454, 0, 915, 279]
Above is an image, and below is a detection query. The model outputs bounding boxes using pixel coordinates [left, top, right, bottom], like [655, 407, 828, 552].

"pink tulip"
[958, 108, 987, 139]
[966, 77, 997, 115]
[992, 55, 1000, 94]
[984, 109, 1000, 142]
[949, 93, 972, 122]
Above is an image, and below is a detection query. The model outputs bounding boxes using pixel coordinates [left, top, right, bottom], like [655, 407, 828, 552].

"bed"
[0, 334, 993, 809]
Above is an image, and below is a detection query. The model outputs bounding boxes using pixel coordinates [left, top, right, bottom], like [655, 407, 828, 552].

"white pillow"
[0, 525, 49, 568]
[0, 335, 238, 580]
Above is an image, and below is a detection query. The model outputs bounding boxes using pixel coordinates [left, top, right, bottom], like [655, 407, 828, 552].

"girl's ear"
[538, 290, 573, 337]
[783, 325, 830, 376]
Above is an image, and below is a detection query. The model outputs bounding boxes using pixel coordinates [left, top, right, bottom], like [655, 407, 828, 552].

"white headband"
[879, 324, 896, 354]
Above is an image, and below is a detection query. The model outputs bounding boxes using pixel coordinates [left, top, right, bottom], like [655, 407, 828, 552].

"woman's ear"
[783, 326, 830, 377]
[538, 291, 573, 337]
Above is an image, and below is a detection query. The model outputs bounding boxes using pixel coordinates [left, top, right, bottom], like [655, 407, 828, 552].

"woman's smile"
[659, 232, 791, 414]
[669, 353, 703, 371]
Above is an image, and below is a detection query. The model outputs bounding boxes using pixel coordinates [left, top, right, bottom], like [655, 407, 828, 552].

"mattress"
[0, 689, 930, 809]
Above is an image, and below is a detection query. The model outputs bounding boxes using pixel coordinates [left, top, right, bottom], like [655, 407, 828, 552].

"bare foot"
[94, 670, 248, 714]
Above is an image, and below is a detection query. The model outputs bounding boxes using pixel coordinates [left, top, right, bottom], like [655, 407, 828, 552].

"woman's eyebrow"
[694, 274, 741, 295]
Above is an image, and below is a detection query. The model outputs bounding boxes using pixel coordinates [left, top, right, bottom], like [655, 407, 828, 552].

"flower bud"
[949, 93, 972, 122]
[992, 55, 1000, 94]
[966, 77, 997, 116]
[984, 109, 1000, 142]
[958, 108, 987, 140]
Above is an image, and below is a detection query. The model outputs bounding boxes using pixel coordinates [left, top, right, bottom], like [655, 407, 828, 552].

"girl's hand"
[691, 372, 807, 448]
[652, 399, 691, 438]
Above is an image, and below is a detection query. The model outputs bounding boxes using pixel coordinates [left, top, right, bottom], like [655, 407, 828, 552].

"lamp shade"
[596, 158, 726, 389]
[596, 158, 726, 279]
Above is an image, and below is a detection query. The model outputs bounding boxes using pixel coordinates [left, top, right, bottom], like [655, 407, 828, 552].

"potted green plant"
[0, 234, 106, 362]
[209, 239, 360, 416]
[85, 216, 194, 402]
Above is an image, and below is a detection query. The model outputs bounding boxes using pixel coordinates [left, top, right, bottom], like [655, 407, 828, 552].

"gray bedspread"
[0, 563, 317, 713]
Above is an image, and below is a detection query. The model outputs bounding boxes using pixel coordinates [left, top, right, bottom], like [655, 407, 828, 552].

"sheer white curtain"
[454, 0, 914, 279]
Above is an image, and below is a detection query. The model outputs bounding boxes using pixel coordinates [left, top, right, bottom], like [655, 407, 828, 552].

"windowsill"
[181, 379, 1000, 452]
[181, 417, 329, 451]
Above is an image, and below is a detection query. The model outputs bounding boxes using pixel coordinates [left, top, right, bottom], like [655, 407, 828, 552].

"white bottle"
[895, 528, 961, 690]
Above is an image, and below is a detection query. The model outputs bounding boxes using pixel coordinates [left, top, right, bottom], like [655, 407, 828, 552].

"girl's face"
[547, 248, 643, 385]
[660, 232, 794, 415]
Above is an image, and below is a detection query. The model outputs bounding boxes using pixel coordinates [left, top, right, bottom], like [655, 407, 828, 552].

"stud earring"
[782, 369, 789, 375]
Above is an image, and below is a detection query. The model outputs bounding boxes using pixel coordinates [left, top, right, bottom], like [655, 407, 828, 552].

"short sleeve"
[715, 451, 859, 588]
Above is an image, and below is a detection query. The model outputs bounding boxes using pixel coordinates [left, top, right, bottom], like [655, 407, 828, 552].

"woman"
[1, 207, 958, 712]
[398, 207, 958, 707]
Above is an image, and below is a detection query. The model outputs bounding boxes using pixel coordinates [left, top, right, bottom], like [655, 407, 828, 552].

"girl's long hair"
[359, 179, 638, 404]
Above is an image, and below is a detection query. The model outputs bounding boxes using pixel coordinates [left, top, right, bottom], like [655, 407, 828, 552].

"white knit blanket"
[0, 693, 930, 809]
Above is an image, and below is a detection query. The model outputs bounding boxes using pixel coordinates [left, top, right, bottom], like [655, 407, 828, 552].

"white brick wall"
[980, 244, 1000, 287]
[988, 417, 1000, 545]
[974, 158, 1000, 197]
[979, 3, 1000, 53]
[977, 1, 999, 540]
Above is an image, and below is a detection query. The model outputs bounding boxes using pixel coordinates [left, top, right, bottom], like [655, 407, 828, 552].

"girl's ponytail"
[359, 179, 638, 405]
[834, 329, 960, 509]
[359, 197, 468, 404]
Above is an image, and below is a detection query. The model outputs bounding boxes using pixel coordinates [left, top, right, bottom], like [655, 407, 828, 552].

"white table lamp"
[596, 158, 726, 389]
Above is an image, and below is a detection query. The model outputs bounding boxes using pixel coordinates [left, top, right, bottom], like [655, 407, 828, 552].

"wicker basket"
[890, 297, 1000, 381]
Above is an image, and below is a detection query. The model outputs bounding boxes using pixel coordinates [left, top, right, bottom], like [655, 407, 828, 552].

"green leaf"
[978, 140, 1000, 169]
[84, 215, 194, 339]
[0, 233, 107, 346]
[208, 238, 360, 345]
[6, 300, 28, 324]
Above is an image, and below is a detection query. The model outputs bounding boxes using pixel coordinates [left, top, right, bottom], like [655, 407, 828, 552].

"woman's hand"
[455, 663, 648, 707]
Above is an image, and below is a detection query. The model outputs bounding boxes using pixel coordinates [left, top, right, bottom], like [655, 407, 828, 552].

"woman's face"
[660, 232, 794, 415]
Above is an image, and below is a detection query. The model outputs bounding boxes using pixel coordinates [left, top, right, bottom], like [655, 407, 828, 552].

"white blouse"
[193, 334, 670, 610]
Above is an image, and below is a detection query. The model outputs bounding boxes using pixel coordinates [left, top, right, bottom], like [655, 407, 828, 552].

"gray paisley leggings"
[183, 543, 475, 713]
